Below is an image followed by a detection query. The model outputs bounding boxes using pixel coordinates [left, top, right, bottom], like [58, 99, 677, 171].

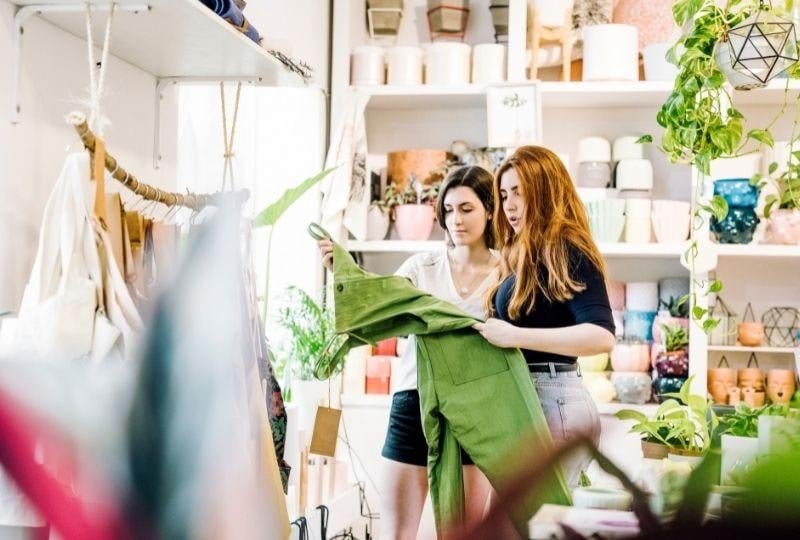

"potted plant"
[662, 376, 719, 466]
[763, 143, 800, 244]
[654, 323, 689, 378]
[367, 192, 392, 241]
[719, 403, 788, 485]
[615, 399, 686, 459]
[388, 175, 442, 241]
[652, 295, 690, 345]
[276, 286, 345, 432]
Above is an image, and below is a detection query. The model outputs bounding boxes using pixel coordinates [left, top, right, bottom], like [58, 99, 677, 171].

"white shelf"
[715, 243, 800, 258]
[596, 402, 659, 416]
[357, 79, 800, 111]
[11, 0, 303, 85]
[707, 345, 797, 354]
[347, 240, 683, 258]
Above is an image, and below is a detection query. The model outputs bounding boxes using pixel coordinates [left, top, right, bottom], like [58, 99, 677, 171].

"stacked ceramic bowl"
[711, 179, 761, 244]
[585, 199, 626, 243]
[577, 137, 612, 188]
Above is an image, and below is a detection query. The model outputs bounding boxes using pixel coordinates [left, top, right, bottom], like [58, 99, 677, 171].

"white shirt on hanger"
[393, 249, 500, 393]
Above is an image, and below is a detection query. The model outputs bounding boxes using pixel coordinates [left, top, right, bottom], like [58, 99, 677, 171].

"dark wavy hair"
[435, 165, 496, 249]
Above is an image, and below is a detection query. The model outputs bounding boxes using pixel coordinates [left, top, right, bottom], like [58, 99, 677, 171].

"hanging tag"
[92, 139, 108, 228]
[309, 406, 341, 457]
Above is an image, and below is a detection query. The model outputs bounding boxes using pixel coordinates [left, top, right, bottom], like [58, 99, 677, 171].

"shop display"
[424, 42, 471, 84]
[651, 296, 689, 346]
[619, 189, 652, 201]
[472, 43, 506, 83]
[577, 187, 619, 202]
[762, 307, 800, 347]
[351, 46, 386, 86]
[585, 199, 625, 243]
[709, 297, 739, 346]
[386, 46, 424, 85]
[652, 200, 691, 244]
[366, 0, 404, 38]
[611, 372, 652, 404]
[652, 375, 686, 403]
[583, 372, 617, 404]
[624, 199, 652, 243]
[711, 206, 760, 244]
[582, 24, 639, 81]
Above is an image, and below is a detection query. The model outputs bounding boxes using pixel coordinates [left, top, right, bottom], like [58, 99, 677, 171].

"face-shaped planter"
[738, 367, 764, 393]
[611, 372, 652, 404]
[737, 322, 765, 347]
[727, 386, 741, 406]
[708, 367, 736, 404]
[766, 369, 796, 405]
[742, 387, 766, 407]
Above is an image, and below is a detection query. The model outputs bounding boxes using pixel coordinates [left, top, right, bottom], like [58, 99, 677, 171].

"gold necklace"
[449, 250, 494, 296]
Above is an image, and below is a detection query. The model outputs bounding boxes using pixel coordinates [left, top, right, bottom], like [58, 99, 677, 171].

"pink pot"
[611, 342, 651, 372]
[394, 204, 435, 241]
[613, 0, 676, 52]
[767, 208, 800, 245]
[608, 281, 626, 311]
[652, 314, 689, 345]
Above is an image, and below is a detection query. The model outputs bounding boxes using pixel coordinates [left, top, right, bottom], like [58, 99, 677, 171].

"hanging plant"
[639, 0, 800, 334]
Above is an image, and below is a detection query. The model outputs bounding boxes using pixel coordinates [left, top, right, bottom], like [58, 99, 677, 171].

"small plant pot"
[668, 447, 705, 468]
[367, 0, 405, 37]
[489, 0, 509, 42]
[394, 204, 435, 240]
[653, 375, 687, 403]
[737, 322, 765, 347]
[766, 369, 796, 405]
[708, 367, 736, 404]
[572, 487, 633, 511]
[711, 207, 760, 244]
[655, 349, 689, 377]
[652, 200, 691, 244]
[652, 313, 689, 345]
[611, 342, 651, 372]
[641, 440, 669, 459]
[427, 0, 470, 35]
[366, 206, 391, 240]
[767, 208, 800, 245]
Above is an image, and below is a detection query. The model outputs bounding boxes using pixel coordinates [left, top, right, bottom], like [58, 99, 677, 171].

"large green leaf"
[253, 167, 337, 228]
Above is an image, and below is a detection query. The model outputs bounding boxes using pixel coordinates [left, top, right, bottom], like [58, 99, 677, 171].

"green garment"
[323, 232, 572, 536]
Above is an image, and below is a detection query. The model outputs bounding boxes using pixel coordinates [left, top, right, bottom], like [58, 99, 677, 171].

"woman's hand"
[472, 318, 520, 349]
[318, 238, 334, 271]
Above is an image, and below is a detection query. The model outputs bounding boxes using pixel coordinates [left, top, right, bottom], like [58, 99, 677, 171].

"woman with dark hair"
[319, 165, 500, 540]
[473, 145, 616, 488]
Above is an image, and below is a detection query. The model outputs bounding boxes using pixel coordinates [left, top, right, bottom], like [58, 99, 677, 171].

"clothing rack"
[66, 111, 248, 211]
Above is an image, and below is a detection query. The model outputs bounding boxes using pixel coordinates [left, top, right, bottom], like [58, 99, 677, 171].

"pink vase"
[613, 0, 676, 52]
[652, 314, 689, 346]
[767, 208, 800, 245]
[394, 204, 435, 241]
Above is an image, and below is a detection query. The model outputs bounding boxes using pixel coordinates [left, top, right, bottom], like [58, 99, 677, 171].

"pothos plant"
[640, 0, 800, 333]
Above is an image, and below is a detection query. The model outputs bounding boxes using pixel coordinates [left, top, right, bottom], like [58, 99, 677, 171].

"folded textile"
[200, 0, 261, 44]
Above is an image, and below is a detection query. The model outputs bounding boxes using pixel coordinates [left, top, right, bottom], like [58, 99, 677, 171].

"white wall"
[0, 2, 177, 311]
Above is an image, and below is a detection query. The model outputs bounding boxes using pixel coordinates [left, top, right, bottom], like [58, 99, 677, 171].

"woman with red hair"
[474, 145, 616, 487]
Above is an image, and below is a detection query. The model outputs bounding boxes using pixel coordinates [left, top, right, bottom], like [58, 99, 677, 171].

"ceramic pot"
[472, 44, 505, 84]
[424, 42, 471, 85]
[668, 448, 705, 468]
[708, 366, 736, 404]
[583, 24, 640, 81]
[652, 313, 689, 345]
[767, 208, 800, 245]
[532, 0, 573, 27]
[577, 353, 609, 373]
[367, 0, 404, 36]
[642, 440, 669, 459]
[742, 387, 766, 407]
[655, 350, 689, 377]
[578, 137, 612, 163]
[643, 42, 680, 81]
[394, 204, 435, 240]
[613, 0, 676, 51]
[624, 311, 657, 342]
[582, 372, 617, 404]
[711, 206, 759, 244]
[737, 367, 765, 393]
[585, 199, 626, 243]
[611, 372, 653, 404]
[578, 162, 611, 188]
[652, 200, 691, 244]
[766, 369, 796, 405]
[366, 206, 391, 240]
[374, 337, 398, 356]
[616, 159, 654, 191]
[386, 46, 424, 85]
[612, 136, 644, 162]
[653, 375, 687, 402]
[710, 154, 763, 182]
[714, 179, 760, 208]
[489, 0, 509, 42]
[351, 46, 386, 86]
[624, 216, 652, 243]
[607, 281, 626, 311]
[427, 0, 470, 35]
[572, 487, 633, 511]
[737, 322, 765, 347]
[611, 342, 651, 372]
[387, 149, 448, 188]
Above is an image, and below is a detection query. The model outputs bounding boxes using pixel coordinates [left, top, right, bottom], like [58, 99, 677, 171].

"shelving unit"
[708, 346, 797, 354]
[715, 243, 800, 258]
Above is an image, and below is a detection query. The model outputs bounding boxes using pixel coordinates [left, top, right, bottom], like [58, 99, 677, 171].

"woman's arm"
[473, 318, 616, 356]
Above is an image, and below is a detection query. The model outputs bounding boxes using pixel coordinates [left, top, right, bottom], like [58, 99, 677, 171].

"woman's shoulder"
[395, 249, 447, 279]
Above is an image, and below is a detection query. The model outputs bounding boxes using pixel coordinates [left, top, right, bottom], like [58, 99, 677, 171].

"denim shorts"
[530, 369, 601, 487]
[381, 389, 474, 467]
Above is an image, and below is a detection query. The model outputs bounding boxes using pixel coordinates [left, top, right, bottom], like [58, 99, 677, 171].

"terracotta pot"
[641, 440, 669, 459]
[387, 149, 449, 188]
[655, 349, 688, 377]
[766, 369, 796, 405]
[728, 386, 741, 405]
[742, 388, 766, 407]
[366, 206, 391, 240]
[374, 337, 397, 356]
[738, 367, 764, 393]
[394, 204, 435, 240]
[610, 342, 650, 372]
[737, 322, 765, 347]
[708, 367, 736, 404]
[767, 208, 800, 245]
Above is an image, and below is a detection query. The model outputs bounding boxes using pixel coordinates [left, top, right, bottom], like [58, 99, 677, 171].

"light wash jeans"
[530, 368, 601, 488]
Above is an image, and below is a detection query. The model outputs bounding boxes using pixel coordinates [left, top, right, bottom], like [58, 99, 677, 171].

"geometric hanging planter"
[717, 3, 799, 90]
[367, 0, 404, 39]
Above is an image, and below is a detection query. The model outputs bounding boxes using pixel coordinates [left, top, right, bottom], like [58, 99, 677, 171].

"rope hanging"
[219, 82, 243, 192]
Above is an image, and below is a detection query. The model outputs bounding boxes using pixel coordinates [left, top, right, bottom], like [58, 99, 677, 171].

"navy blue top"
[493, 247, 615, 368]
